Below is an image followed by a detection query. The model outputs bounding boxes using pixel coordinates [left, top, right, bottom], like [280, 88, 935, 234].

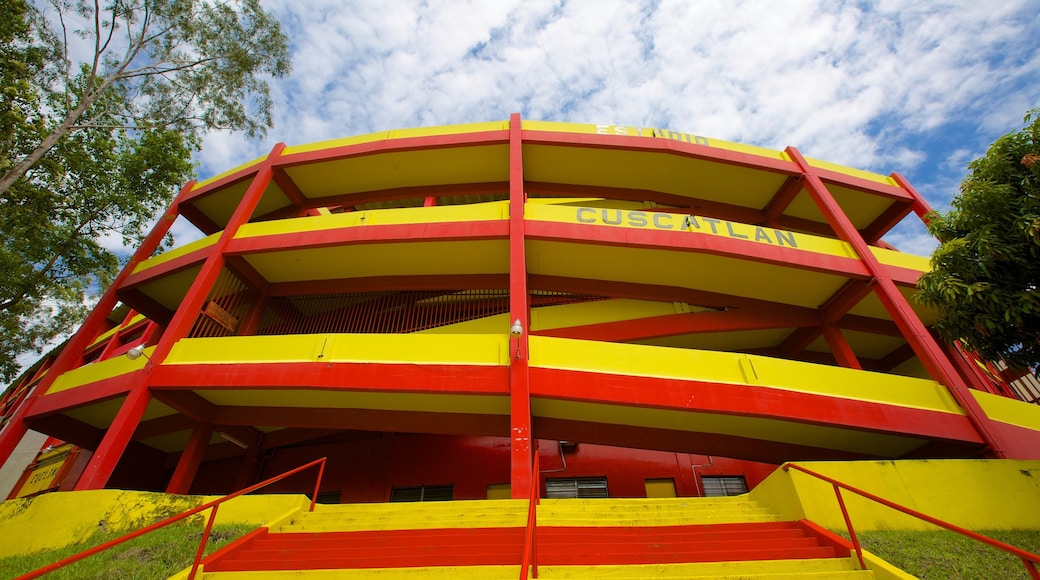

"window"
[314, 490, 341, 504]
[390, 484, 454, 502]
[701, 475, 748, 496]
[486, 483, 511, 499]
[545, 477, 608, 498]
[644, 478, 677, 498]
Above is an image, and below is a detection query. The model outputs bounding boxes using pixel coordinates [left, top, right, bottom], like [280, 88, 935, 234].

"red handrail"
[17, 457, 327, 580]
[783, 463, 1040, 579]
[519, 446, 540, 580]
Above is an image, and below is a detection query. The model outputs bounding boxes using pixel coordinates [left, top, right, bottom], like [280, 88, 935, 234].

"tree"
[0, 0, 291, 381]
[917, 107, 1040, 373]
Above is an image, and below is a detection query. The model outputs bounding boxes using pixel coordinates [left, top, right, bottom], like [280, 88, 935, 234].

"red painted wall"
[188, 432, 777, 501]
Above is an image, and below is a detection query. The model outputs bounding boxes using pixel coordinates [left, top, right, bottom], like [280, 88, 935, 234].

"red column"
[149, 143, 286, 364]
[891, 172, 933, 222]
[788, 147, 1007, 457]
[74, 386, 152, 489]
[508, 113, 533, 498]
[233, 438, 263, 491]
[0, 182, 191, 470]
[165, 421, 213, 494]
[821, 324, 862, 369]
[75, 144, 286, 490]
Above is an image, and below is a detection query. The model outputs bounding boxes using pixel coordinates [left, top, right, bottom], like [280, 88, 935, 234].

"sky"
[184, 0, 1039, 257]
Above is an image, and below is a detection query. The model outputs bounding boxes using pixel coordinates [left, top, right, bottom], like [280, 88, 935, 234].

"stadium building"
[2, 115, 1040, 577]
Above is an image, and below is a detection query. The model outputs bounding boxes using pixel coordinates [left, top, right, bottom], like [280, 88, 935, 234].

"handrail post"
[1023, 557, 1040, 580]
[310, 459, 327, 512]
[832, 484, 866, 570]
[519, 443, 540, 580]
[532, 447, 539, 579]
[188, 504, 220, 580]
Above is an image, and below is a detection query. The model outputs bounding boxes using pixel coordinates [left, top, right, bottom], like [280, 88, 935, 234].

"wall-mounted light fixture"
[217, 431, 249, 449]
[510, 319, 524, 359]
[125, 345, 153, 363]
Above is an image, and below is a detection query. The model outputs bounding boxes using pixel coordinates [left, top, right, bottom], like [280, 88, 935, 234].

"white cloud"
[180, 0, 1038, 247]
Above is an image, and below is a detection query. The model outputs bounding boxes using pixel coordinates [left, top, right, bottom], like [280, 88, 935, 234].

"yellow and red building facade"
[3, 114, 1040, 502]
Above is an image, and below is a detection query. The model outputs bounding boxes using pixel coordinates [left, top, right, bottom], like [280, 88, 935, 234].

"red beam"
[821, 324, 862, 369]
[26, 372, 139, 417]
[150, 390, 216, 422]
[271, 167, 308, 212]
[861, 201, 914, 244]
[178, 200, 223, 236]
[275, 130, 510, 168]
[877, 343, 917, 372]
[521, 129, 798, 175]
[114, 288, 174, 327]
[839, 314, 902, 337]
[256, 182, 510, 220]
[121, 248, 209, 291]
[134, 413, 194, 439]
[27, 414, 105, 450]
[763, 176, 804, 227]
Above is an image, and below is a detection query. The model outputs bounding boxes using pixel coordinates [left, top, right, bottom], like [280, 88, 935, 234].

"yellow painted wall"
[0, 490, 309, 556]
[530, 336, 963, 417]
[750, 459, 1040, 532]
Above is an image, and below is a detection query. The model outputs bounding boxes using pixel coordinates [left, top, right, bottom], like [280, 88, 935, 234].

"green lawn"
[859, 529, 1040, 579]
[0, 522, 256, 580]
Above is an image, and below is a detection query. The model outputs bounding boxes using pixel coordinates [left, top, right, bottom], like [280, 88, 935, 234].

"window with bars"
[189, 269, 253, 338]
[254, 289, 604, 336]
[389, 484, 454, 502]
[701, 475, 749, 497]
[545, 477, 609, 499]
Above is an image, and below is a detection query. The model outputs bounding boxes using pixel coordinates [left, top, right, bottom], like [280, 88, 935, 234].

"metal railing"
[18, 457, 327, 580]
[519, 447, 541, 580]
[783, 463, 1040, 579]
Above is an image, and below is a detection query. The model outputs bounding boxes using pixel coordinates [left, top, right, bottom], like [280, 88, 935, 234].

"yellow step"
[275, 497, 783, 532]
[276, 501, 528, 532]
[537, 497, 782, 526]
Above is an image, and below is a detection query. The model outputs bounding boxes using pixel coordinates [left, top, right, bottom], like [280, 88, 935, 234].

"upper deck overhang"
[173, 120, 916, 246]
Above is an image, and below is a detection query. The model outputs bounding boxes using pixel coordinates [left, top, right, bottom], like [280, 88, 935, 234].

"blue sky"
[186, 0, 1040, 257]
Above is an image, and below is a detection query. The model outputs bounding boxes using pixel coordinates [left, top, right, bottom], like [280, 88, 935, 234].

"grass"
[857, 529, 1040, 579]
[0, 521, 256, 580]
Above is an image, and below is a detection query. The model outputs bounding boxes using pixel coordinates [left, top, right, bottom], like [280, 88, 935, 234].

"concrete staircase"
[198, 496, 876, 579]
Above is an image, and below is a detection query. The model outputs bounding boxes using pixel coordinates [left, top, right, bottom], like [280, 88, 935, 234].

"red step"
[204, 520, 851, 572]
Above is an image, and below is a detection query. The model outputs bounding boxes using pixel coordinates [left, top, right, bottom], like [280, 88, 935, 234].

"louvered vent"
[545, 477, 609, 498]
[701, 475, 749, 496]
